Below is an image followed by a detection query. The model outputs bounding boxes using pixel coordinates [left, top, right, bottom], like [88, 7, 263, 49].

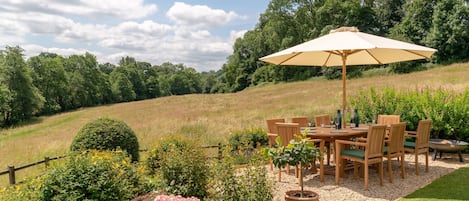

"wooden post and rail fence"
[0, 143, 225, 186]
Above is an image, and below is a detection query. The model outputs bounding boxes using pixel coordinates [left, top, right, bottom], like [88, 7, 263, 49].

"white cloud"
[229, 30, 248, 44]
[22, 44, 100, 58]
[0, 1, 255, 72]
[0, 0, 157, 19]
[167, 2, 241, 27]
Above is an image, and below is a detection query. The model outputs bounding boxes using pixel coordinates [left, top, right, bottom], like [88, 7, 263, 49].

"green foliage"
[425, 0, 469, 63]
[41, 150, 147, 201]
[228, 127, 268, 150]
[210, 147, 273, 201]
[264, 131, 320, 193]
[70, 118, 140, 161]
[0, 46, 44, 126]
[350, 87, 469, 142]
[0, 177, 42, 200]
[228, 127, 268, 165]
[148, 135, 210, 199]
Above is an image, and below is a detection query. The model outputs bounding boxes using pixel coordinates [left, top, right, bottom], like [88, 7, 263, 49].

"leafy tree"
[372, 0, 405, 35]
[425, 0, 469, 63]
[0, 46, 44, 126]
[28, 54, 69, 114]
[390, 0, 436, 45]
[63, 53, 110, 108]
[117, 57, 147, 100]
[110, 71, 136, 102]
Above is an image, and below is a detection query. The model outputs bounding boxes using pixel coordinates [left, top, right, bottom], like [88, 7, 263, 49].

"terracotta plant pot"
[285, 190, 319, 201]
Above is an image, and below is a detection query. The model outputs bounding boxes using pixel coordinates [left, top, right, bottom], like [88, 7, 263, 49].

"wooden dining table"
[303, 126, 369, 181]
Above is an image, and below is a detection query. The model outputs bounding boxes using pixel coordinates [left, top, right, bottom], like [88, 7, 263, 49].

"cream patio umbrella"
[259, 27, 437, 127]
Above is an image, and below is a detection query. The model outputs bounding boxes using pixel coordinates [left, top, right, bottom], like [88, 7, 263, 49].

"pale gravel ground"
[270, 153, 469, 201]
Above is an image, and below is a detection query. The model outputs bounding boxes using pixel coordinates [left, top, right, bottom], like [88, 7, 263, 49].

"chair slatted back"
[276, 123, 300, 146]
[266, 118, 285, 134]
[314, 114, 331, 127]
[387, 122, 407, 153]
[366, 125, 387, 159]
[378, 115, 400, 125]
[291, 116, 309, 127]
[416, 120, 432, 148]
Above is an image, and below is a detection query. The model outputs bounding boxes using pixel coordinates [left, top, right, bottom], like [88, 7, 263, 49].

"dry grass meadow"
[1, 62, 469, 186]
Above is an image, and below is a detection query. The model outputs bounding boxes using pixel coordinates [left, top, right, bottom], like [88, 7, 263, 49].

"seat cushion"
[340, 149, 365, 159]
[404, 141, 415, 149]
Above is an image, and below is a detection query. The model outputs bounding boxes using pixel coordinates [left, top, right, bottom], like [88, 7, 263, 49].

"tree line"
[0, 47, 218, 127]
[217, 0, 469, 92]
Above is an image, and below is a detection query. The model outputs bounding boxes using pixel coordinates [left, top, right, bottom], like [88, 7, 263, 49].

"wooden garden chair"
[404, 119, 432, 175]
[266, 118, 285, 170]
[384, 122, 406, 183]
[335, 124, 387, 190]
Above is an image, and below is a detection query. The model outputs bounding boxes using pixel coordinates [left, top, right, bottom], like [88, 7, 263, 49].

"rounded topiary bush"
[70, 118, 140, 161]
[41, 150, 146, 201]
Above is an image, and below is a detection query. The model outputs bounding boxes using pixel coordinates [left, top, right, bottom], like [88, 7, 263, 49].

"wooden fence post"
[45, 156, 50, 169]
[8, 165, 15, 185]
[218, 143, 223, 160]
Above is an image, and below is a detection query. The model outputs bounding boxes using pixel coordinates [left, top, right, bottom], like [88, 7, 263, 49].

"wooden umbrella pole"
[341, 54, 347, 128]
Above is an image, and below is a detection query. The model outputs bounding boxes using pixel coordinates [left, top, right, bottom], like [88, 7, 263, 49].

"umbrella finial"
[330, 27, 359, 34]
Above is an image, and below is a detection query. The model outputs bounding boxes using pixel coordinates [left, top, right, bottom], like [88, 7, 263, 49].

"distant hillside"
[1, 62, 468, 186]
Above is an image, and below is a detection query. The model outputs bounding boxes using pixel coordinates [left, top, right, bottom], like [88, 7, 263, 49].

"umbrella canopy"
[259, 27, 437, 127]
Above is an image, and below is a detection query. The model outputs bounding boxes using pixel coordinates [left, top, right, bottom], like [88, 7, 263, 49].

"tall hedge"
[350, 87, 469, 142]
[70, 118, 140, 161]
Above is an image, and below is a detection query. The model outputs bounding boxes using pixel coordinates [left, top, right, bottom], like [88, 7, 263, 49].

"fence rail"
[0, 143, 225, 186]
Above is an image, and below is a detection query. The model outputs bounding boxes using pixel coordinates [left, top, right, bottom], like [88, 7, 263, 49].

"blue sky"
[0, 0, 270, 72]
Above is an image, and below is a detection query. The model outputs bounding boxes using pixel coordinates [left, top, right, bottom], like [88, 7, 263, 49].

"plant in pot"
[265, 130, 321, 201]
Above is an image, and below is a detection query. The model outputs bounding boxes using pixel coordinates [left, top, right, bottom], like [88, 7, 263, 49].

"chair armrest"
[267, 133, 278, 137]
[335, 139, 366, 147]
[405, 131, 417, 138]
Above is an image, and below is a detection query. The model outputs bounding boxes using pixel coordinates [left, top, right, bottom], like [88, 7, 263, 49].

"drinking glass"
[335, 120, 340, 130]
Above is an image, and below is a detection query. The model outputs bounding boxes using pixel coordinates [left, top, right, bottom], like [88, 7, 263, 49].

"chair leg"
[326, 143, 331, 165]
[425, 151, 429, 172]
[400, 154, 405, 179]
[379, 160, 383, 186]
[364, 163, 369, 190]
[415, 152, 419, 175]
[387, 157, 393, 183]
[278, 168, 282, 182]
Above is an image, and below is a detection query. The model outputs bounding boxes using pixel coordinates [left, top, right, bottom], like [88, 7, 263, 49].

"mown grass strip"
[399, 166, 469, 201]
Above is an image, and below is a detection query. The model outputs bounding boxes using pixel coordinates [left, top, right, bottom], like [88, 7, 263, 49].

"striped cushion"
[404, 141, 415, 149]
[340, 149, 365, 159]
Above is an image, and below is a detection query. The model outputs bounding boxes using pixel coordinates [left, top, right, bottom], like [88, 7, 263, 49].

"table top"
[307, 126, 368, 138]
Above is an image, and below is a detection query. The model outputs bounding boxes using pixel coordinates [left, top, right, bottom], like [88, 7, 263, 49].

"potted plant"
[265, 129, 321, 201]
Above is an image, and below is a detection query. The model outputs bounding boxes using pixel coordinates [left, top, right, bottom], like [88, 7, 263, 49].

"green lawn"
[399, 166, 469, 201]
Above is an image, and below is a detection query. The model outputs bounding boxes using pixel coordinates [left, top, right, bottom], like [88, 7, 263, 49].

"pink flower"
[154, 195, 200, 201]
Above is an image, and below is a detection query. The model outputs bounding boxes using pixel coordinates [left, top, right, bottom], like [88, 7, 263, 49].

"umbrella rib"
[404, 49, 432, 59]
[364, 49, 383, 65]
[278, 52, 302, 65]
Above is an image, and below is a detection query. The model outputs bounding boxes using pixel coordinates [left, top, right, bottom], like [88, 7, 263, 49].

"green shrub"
[228, 127, 268, 150]
[148, 135, 210, 199]
[146, 135, 195, 175]
[210, 147, 273, 201]
[350, 87, 469, 142]
[0, 177, 42, 200]
[70, 118, 140, 161]
[41, 150, 147, 201]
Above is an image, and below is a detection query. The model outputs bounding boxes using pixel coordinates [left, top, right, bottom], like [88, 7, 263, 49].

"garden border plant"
[350, 87, 469, 144]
